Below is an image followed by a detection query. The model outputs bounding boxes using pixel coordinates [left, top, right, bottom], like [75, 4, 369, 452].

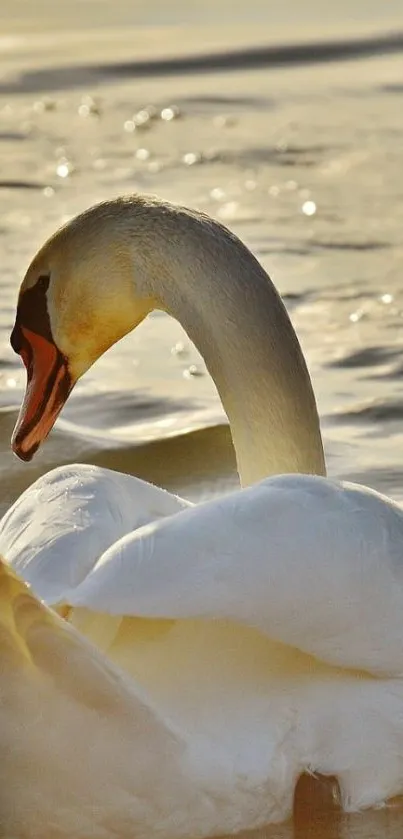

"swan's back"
[69, 473, 403, 677]
[0, 463, 189, 604]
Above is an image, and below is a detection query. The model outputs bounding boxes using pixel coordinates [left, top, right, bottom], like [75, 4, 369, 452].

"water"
[1, 1, 403, 835]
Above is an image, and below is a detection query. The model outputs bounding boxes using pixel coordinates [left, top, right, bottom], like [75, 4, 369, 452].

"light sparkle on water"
[302, 200, 317, 216]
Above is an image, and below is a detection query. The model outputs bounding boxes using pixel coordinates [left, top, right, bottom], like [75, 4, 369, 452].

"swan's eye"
[37, 274, 50, 291]
[10, 273, 51, 355]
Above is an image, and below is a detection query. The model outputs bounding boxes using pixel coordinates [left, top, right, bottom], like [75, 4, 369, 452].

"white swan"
[2, 195, 403, 838]
[1, 194, 325, 596]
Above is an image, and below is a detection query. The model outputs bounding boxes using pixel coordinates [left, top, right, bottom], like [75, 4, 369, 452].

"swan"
[2, 195, 403, 837]
[1, 193, 325, 597]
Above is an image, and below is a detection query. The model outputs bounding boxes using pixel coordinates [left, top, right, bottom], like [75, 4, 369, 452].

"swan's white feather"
[0, 463, 189, 603]
[67, 473, 403, 677]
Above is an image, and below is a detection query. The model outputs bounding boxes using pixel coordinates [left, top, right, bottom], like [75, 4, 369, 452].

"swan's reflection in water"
[218, 775, 403, 839]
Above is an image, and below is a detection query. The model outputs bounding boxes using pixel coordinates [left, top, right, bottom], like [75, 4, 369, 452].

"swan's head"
[10, 201, 156, 461]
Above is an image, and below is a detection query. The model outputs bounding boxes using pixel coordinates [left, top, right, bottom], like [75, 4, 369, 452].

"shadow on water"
[2, 30, 403, 94]
[0, 404, 237, 516]
[326, 347, 402, 370]
[64, 389, 205, 429]
[329, 397, 403, 425]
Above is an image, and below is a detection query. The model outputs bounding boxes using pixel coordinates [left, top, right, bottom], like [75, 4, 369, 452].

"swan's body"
[2, 194, 403, 837]
[4, 473, 403, 837]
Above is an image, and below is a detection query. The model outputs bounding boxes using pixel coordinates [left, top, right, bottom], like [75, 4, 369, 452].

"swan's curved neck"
[127, 201, 325, 485]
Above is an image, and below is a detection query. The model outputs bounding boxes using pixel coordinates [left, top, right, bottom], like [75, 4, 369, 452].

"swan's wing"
[69, 474, 403, 677]
[0, 555, 143, 705]
[0, 556, 198, 838]
[0, 464, 190, 605]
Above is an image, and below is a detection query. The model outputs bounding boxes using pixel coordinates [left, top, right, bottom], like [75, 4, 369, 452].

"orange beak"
[11, 326, 73, 462]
